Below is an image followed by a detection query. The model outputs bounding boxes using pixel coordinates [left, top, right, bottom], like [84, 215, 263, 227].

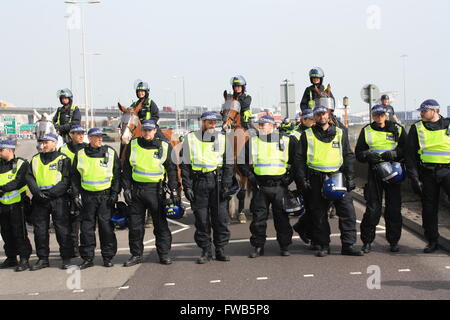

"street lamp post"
[343, 96, 349, 128]
[401, 54, 408, 123]
[64, 0, 101, 129]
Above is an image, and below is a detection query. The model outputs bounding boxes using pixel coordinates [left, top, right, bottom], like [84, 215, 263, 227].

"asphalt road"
[0, 140, 448, 300]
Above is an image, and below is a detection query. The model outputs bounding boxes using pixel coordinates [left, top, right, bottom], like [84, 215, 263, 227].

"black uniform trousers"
[79, 191, 117, 260]
[309, 173, 357, 246]
[191, 173, 230, 250]
[249, 184, 293, 248]
[128, 183, 171, 257]
[32, 197, 73, 259]
[360, 170, 402, 245]
[292, 189, 312, 241]
[0, 201, 32, 259]
[419, 167, 450, 243]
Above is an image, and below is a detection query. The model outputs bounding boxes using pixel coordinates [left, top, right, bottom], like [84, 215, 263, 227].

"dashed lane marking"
[118, 286, 130, 290]
[303, 274, 314, 278]
[164, 283, 176, 286]
[350, 272, 362, 275]
[398, 269, 411, 272]
[72, 289, 84, 293]
[257, 277, 268, 280]
[210, 280, 221, 283]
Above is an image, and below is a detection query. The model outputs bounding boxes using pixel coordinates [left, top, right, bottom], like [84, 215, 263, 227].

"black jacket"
[300, 85, 335, 112]
[179, 130, 233, 190]
[26, 151, 71, 199]
[294, 124, 355, 184]
[355, 121, 407, 165]
[237, 131, 296, 183]
[71, 145, 121, 197]
[52, 104, 81, 136]
[405, 116, 450, 179]
[131, 98, 160, 123]
[0, 157, 29, 196]
[121, 137, 179, 191]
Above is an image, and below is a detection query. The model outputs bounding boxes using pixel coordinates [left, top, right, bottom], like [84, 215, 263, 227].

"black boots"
[60, 259, 72, 270]
[103, 258, 113, 268]
[390, 244, 400, 252]
[215, 248, 230, 262]
[280, 247, 290, 256]
[341, 245, 364, 256]
[249, 247, 264, 258]
[124, 255, 143, 267]
[196, 248, 213, 264]
[15, 258, 30, 272]
[159, 254, 172, 265]
[293, 223, 310, 244]
[79, 259, 94, 270]
[362, 243, 372, 253]
[0, 257, 18, 269]
[31, 258, 50, 271]
[315, 246, 331, 257]
[424, 242, 438, 253]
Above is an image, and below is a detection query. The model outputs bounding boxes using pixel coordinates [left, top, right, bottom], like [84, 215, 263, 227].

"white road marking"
[350, 272, 362, 275]
[118, 286, 130, 290]
[164, 283, 176, 286]
[73, 289, 85, 293]
[210, 280, 221, 283]
[257, 277, 268, 280]
[303, 274, 314, 278]
[446, 266, 450, 269]
[398, 269, 411, 272]
[28, 293, 39, 296]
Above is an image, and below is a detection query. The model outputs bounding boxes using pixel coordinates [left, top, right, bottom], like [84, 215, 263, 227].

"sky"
[1, 0, 449, 115]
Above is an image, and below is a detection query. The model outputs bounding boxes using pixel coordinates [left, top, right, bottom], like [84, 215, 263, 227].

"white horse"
[33, 110, 64, 152]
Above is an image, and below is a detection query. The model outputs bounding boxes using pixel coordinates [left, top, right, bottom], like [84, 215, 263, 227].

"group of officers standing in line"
[0, 70, 449, 272]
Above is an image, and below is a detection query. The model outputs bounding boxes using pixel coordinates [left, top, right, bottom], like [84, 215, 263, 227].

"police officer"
[280, 117, 295, 134]
[230, 75, 253, 130]
[59, 124, 88, 258]
[26, 133, 73, 270]
[180, 112, 233, 263]
[72, 128, 121, 269]
[290, 109, 316, 247]
[52, 89, 81, 143]
[294, 106, 363, 257]
[406, 99, 450, 253]
[355, 105, 407, 253]
[300, 67, 335, 112]
[131, 81, 160, 123]
[238, 115, 295, 257]
[380, 94, 400, 123]
[122, 120, 180, 266]
[0, 139, 32, 272]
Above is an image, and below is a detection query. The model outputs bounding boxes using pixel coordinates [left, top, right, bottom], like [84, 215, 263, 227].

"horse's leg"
[234, 127, 249, 224]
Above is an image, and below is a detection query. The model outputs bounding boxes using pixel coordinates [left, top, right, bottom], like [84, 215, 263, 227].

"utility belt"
[191, 168, 223, 180]
[257, 178, 283, 187]
[132, 180, 163, 189]
[307, 168, 340, 177]
[419, 162, 450, 171]
[81, 189, 111, 196]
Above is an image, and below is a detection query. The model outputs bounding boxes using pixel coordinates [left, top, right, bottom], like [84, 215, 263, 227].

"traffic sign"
[360, 84, 380, 105]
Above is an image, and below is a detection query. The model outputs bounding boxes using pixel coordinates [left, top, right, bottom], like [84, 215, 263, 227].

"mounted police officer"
[238, 115, 296, 258]
[294, 106, 363, 257]
[355, 105, 407, 253]
[180, 112, 233, 264]
[406, 99, 450, 253]
[122, 120, 180, 266]
[230, 75, 253, 130]
[59, 124, 88, 258]
[72, 128, 121, 269]
[52, 89, 81, 143]
[0, 139, 32, 272]
[300, 67, 335, 112]
[26, 133, 73, 270]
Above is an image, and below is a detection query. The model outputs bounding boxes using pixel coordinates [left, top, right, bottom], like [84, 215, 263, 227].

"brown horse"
[221, 92, 251, 223]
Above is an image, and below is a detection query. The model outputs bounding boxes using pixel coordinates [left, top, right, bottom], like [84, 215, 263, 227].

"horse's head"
[118, 103, 141, 145]
[33, 109, 63, 151]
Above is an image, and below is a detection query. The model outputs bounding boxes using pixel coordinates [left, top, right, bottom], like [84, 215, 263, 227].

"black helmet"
[230, 75, 247, 87]
[57, 88, 73, 105]
[134, 80, 150, 99]
[309, 67, 324, 85]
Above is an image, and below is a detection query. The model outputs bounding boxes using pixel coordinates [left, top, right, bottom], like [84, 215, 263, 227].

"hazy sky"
[1, 0, 449, 114]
